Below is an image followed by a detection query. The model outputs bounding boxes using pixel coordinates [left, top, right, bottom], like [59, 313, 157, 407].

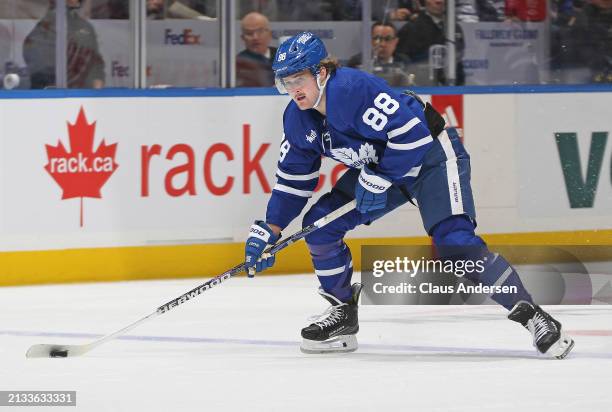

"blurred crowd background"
[0, 0, 610, 89]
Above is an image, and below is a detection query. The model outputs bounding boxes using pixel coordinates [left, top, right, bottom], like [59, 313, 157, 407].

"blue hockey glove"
[355, 165, 393, 213]
[245, 220, 280, 277]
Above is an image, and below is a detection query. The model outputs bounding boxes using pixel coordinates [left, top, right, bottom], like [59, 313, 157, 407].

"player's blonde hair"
[319, 57, 340, 76]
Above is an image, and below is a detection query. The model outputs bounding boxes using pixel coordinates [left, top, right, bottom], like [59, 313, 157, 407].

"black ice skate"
[508, 301, 575, 359]
[300, 283, 362, 354]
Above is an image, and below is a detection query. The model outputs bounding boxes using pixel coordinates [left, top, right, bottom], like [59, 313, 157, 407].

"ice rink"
[1, 273, 611, 412]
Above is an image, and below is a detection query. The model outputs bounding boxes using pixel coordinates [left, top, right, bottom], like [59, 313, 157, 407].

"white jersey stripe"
[358, 169, 392, 194]
[248, 224, 271, 243]
[315, 265, 346, 277]
[438, 130, 464, 215]
[403, 165, 422, 177]
[276, 169, 319, 181]
[387, 117, 421, 139]
[493, 262, 513, 290]
[387, 135, 433, 151]
[273, 183, 313, 198]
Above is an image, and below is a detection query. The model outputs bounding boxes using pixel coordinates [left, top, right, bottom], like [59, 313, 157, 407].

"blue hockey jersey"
[266, 67, 434, 229]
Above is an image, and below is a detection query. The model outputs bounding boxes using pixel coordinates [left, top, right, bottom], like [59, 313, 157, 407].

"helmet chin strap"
[311, 72, 330, 110]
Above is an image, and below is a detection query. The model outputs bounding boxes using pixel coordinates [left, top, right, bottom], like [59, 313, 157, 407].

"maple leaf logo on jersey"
[297, 32, 312, 44]
[44, 107, 119, 227]
[306, 129, 317, 143]
[330, 143, 378, 168]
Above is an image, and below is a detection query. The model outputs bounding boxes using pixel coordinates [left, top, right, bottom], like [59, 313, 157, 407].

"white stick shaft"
[86, 311, 160, 352]
[313, 200, 356, 228]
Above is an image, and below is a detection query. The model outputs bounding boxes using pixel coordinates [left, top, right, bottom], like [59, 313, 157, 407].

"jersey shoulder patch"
[282, 102, 322, 150]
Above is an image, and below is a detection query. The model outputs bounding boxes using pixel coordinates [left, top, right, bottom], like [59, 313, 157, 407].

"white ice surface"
[1, 274, 611, 412]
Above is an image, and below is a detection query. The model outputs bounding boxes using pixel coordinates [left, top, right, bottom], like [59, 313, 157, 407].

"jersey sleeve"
[338, 75, 434, 181]
[266, 115, 322, 230]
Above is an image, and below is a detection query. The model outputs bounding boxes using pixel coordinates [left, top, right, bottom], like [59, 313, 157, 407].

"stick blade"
[26, 344, 88, 358]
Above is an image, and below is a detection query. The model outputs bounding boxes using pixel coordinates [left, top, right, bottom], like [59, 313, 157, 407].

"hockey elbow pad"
[424, 103, 446, 138]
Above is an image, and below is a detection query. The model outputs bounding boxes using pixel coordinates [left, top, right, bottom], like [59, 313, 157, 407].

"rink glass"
[0, 1, 609, 90]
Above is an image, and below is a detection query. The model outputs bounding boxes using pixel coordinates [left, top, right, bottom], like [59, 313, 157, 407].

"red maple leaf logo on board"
[44, 107, 119, 227]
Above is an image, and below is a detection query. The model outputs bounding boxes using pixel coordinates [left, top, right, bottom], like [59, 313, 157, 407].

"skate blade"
[547, 334, 575, 360]
[300, 335, 358, 354]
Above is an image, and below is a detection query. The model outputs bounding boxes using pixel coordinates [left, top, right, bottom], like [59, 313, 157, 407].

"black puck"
[50, 350, 68, 358]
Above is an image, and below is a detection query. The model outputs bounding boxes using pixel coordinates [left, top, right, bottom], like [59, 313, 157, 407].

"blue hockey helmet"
[272, 32, 328, 94]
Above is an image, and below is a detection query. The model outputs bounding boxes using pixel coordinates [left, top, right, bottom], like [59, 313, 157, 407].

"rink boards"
[0, 87, 611, 284]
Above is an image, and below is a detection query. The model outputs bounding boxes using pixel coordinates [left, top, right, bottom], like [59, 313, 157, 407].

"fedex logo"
[164, 29, 201, 45]
[111, 61, 129, 77]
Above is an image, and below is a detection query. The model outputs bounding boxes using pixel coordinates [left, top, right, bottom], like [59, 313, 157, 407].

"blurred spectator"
[354, 0, 478, 22]
[23, 0, 105, 88]
[474, 0, 506, 21]
[398, 0, 446, 60]
[505, 0, 547, 21]
[347, 21, 412, 86]
[551, 0, 576, 24]
[168, 0, 217, 19]
[550, 0, 583, 74]
[551, 0, 584, 24]
[147, 0, 165, 19]
[0, 0, 47, 19]
[456, 0, 480, 22]
[332, 0, 420, 21]
[397, 0, 465, 84]
[236, 11, 277, 87]
[387, 1, 421, 21]
[571, 0, 612, 82]
[474, 0, 547, 22]
[279, 0, 342, 20]
[241, 0, 422, 21]
[240, 0, 343, 20]
[88, 0, 215, 19]
[87, 0, 129, 18]
[239, 0, 277, 19]
[142, 0, 217, 19]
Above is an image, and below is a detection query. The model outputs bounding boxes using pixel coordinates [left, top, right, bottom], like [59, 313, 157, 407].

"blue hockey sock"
[432, 216, 533, 310]
[463, 252, 533, 310]
[307, 241, 353, 302]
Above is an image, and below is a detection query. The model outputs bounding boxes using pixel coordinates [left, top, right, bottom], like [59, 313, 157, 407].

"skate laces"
[307, 305, 332, 322]
[528, 312, 554, 343]
[310, 304, 346, 329]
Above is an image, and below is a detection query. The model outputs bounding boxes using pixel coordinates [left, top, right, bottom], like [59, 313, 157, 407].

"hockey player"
[243, 32, 574, 358]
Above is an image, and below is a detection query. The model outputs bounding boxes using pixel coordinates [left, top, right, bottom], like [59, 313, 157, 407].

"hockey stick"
[25, 200, 357, 358]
